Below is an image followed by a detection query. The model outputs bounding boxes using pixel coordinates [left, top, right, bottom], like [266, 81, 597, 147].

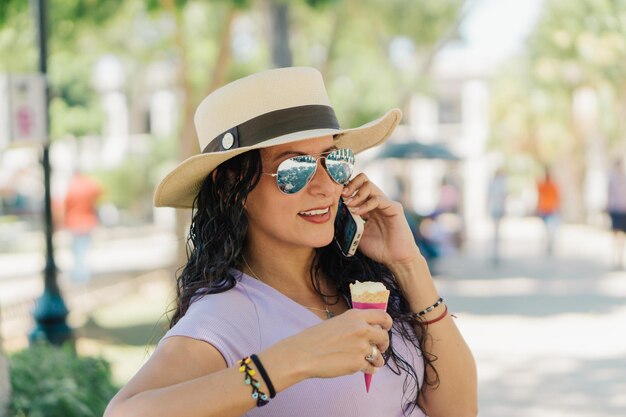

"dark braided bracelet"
[238, 356, 270, 407]
[250, 354, 276, 399]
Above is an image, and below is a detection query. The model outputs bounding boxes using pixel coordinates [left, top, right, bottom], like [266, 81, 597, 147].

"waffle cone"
[351, 290, 390, 303]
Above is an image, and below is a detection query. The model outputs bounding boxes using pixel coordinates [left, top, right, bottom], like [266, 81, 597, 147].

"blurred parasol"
[375, 141, 460, 160]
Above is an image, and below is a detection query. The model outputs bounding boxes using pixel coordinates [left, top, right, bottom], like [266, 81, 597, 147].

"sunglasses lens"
[276, 155, 317, 194]
[325, 149, 354, 185]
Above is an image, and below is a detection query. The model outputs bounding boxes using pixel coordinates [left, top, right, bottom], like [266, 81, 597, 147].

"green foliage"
[491, 0, 626, 165]
[8, 343, 117, 417]
[366, 0, 465, 44]
[92, 157, 152, 212]
[305, 0, 338, 8]
[92, 135, 176, 217]
[0, 0, 28, 28]
[0, 3, 37, 72]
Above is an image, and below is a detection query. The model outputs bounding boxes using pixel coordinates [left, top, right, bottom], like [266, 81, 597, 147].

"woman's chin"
[308, 234, 335, 249]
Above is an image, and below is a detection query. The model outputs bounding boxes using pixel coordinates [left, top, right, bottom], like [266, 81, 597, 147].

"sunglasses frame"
[263, 148, 355, 195]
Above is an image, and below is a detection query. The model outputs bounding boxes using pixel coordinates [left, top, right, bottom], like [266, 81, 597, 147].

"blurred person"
[607, 159, 626, 269]
[436, 174, 464, 251]
[536, 167, 560, 256]
[487, 168, 508, 265]
[105, 68, 476, 417]
[437, 175, 461, 215]
[63, 170, 102, 284]
[393, 176, 440, 272]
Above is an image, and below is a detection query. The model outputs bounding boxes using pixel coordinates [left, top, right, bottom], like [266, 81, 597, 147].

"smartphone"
[334, 197, 366, 257]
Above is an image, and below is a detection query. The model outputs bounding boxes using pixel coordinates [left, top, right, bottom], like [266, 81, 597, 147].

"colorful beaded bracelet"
[238, 356, 270, 407]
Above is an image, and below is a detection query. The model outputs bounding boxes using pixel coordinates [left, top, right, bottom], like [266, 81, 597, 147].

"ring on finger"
[365, 345, 379, 363]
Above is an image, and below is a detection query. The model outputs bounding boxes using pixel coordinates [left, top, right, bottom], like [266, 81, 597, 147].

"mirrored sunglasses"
[264, 148, 355, 194]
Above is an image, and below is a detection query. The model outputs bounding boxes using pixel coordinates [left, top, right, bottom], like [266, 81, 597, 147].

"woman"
[105, 67, 477, 417]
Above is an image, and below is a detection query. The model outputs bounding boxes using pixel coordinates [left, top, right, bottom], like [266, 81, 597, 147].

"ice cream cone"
[349, 281, 390, 393]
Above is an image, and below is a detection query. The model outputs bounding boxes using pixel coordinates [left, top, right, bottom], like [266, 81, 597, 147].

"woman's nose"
[307, 159, 336, 195]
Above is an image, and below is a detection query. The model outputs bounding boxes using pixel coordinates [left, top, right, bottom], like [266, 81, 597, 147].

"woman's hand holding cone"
[262, 308, 391, 388]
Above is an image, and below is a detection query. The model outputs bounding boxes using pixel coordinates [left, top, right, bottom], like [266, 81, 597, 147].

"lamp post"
[28, 0, 73, 346]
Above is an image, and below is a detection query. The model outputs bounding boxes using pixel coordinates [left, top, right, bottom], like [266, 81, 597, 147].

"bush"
[8, 343, 117, 417]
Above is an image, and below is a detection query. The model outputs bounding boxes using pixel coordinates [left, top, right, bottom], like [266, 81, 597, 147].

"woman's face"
[244, 135, 345, 253]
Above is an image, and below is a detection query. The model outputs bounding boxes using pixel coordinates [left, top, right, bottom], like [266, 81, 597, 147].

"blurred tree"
[268, 0, 293, 67]
[289, 0, 468, 126]
[490, 0, 626, 221]
[141, 0, 253, 271]
[0, 0, 130, 139]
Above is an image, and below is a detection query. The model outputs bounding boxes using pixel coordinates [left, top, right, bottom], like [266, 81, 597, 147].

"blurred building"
[364, 44, 494, 244]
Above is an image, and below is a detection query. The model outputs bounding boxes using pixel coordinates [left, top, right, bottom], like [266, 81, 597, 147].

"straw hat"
[154, 67, 402, 208]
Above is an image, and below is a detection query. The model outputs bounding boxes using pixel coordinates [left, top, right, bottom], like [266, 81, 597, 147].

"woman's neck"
[242, 248, 318, 294]
[241, 246, 346, 319]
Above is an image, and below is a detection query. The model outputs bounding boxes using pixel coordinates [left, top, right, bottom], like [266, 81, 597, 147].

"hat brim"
[154, 108, 401, 208]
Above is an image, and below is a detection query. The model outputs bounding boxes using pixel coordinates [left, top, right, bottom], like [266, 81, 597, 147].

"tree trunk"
[165, 1, 237, 273]
[269, 0, 292, 67]
[556, 98, 587, 223]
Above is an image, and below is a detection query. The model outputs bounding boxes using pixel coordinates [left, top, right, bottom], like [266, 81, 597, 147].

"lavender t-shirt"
[162, 270, 426, 417]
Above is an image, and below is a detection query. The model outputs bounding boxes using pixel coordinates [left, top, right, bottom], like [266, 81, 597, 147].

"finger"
[370, 346, 386, 368]
[367, 326, 390, 354]
[361, 361, 381, 374]
[344, 181, 373, 207]
[362, 344, 385, 369]
[358, 309, 393, 332]
[349, 194, 382, 215]
[352, 194, 399, 216]
[342, 173, 369, 198]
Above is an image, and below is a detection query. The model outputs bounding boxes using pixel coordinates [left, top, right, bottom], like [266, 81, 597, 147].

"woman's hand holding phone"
[339, 173, 422, 267]
[334, 197, 365, 257]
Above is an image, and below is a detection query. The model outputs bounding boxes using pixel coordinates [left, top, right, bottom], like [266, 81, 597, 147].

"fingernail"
[344, 198, 353, 205]
[348, 206, 359, 213]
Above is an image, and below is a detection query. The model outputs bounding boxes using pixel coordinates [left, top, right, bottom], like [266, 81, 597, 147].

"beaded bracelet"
[413, 297, 444, 317]
[423, 305, 448, 325]
[238, 356, 269, 407]
[250, 354, 276, 399]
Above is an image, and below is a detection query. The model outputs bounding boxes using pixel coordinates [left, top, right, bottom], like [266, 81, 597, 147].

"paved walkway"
[436, 217, 626, 417]
[0, 225, 177, 305]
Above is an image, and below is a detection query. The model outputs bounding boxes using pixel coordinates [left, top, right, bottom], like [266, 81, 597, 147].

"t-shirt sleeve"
[160, 285, 261, 367]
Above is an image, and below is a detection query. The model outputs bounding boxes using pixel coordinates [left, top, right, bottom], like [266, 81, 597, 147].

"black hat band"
[202, 105, 340, 153]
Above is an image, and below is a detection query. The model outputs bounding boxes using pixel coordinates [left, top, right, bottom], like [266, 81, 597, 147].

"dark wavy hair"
[170, 150, 438, 415]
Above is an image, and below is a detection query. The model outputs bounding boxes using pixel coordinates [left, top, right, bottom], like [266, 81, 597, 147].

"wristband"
[422, 305, 448, 325]
[414, 297, 444, 317]
[250, 354, 276, 399]
[238, 356, 269, 407]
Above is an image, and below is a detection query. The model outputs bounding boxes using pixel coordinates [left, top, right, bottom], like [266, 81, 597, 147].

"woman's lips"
[298, 206, 331, 223]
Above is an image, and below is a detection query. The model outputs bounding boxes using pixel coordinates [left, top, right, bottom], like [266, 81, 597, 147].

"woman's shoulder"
[186, 271, 258, 315]
[163, 271, 262, 365]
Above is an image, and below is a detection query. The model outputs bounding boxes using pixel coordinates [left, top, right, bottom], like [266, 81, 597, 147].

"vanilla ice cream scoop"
[349, 280, 390, 303]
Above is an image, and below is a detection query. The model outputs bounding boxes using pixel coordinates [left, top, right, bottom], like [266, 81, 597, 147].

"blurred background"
[1, 0, 625, 416]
